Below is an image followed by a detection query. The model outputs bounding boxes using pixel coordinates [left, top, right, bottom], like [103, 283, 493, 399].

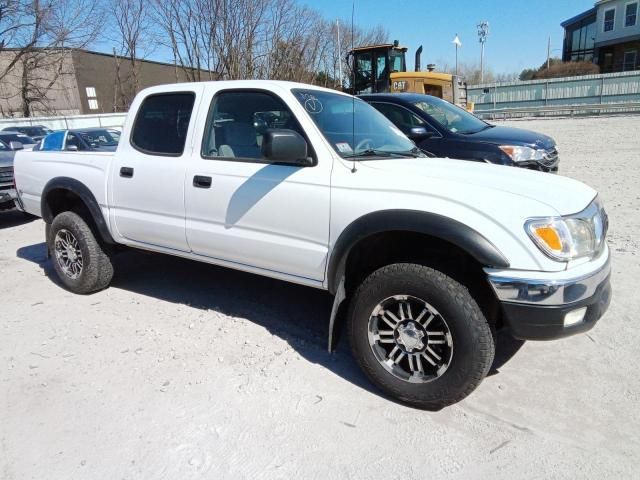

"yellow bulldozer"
[347, 41, 471, 110]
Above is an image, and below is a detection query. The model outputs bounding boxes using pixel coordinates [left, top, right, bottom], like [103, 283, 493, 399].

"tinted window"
[202, 91, 303, 161]
[411, 95, 488, 134]
[131, 93, 195, 155]
[371, 102, 427, 135]
[66, 133, 86, 151]
[78, 129, 119, 147]
[0, 133, 34, 144]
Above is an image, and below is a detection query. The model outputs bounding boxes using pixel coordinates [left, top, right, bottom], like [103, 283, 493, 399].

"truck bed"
[14, 150, 114, 217]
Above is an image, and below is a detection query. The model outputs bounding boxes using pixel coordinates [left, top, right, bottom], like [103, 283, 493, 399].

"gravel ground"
[1, 115, 639, 479]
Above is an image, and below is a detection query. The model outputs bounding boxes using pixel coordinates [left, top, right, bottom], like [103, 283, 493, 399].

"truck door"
[109, 86, 202, 251]
[184, 88, 331, 283]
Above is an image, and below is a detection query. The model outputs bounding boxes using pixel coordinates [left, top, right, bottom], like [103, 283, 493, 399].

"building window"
[88, 99, 99, 110]
[626, 2, 638, 27]
[623, 50, 637, 71]
[565, 14, 596, 62]
[604, 8, 615, 32]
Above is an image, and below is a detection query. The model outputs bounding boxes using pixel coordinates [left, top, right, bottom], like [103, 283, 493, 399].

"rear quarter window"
[131, 92, 195, 156]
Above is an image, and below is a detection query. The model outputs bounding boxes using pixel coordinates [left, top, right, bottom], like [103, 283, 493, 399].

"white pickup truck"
[13, 80, 611, 409]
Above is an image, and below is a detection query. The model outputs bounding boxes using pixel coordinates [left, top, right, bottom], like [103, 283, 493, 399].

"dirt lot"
[1, 115, 639, 479]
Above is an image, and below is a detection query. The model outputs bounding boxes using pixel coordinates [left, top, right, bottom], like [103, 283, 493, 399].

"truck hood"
[464, 125, 556, 149]
[357, 156, 596, 215]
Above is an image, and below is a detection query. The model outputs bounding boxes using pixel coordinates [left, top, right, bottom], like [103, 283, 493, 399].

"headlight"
[499, 145, 545, 163]
[525, 198, 607, 261]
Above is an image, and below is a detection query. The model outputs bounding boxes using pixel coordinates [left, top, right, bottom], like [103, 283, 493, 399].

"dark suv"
[360, 93, 559, 173]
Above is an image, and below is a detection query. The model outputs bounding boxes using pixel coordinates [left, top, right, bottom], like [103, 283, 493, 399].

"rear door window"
[131, 92, 195, 156]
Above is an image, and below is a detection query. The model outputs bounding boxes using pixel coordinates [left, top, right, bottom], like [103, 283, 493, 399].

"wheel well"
[44, 188, 86, 221]
[343, 231, 502, 328]
[43, 187, 113, 248]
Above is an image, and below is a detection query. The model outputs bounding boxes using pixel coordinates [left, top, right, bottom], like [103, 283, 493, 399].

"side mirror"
[261, 129, 313, 166]
[66, 144, 79, 151]
[9, 141, 23, 150]
[408, 126, 434, 141]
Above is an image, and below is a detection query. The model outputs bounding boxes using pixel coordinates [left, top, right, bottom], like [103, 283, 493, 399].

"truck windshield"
[412, 95, 488, 134]
[292, 89, 417, 159]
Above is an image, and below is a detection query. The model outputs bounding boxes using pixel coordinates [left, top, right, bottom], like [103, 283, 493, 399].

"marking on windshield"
[304, 98, 323, 114]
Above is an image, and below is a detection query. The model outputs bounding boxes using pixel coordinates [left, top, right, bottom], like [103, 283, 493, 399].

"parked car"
[360, 93, 560, 172]
[41, 128, 120, 152]
[2, 125, 52, 142]
[0, 140, 22, 211]
[14, 81, 610, 409]
[0, 131, 37, 150]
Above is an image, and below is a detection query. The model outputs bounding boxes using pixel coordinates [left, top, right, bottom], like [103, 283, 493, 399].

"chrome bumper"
[486, 252, 610, 306]
[485, 249, 611, 340]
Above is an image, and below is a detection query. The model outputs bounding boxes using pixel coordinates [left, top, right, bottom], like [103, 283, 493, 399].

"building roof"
[561, 7, 597, 28]
[0, 46, 213, 73]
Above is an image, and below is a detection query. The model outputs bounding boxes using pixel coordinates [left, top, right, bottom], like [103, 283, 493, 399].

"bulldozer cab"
[348, 42, 469, 110]
[349, 43, 407, 95]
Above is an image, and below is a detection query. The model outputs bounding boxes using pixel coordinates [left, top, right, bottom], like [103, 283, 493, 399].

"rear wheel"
[348, 263, 495, 410]
[48, 211, 114, 294]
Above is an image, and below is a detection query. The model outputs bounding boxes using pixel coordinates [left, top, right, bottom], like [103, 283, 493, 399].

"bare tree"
[0, 0, 103, 116]
[110, 0, 153, 110]
[152, 0, 387, 88]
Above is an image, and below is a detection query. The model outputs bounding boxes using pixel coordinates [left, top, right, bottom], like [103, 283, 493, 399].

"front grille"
[0, 166, 14, 190]
[539, 148, 559, 168]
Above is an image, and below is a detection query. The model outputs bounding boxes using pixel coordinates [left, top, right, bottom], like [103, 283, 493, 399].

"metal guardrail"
[475, 102, 640, 120]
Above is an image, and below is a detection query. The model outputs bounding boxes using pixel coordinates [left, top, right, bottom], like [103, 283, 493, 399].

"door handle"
[193, 175, 212, 189]
[120, 167, 134, 178]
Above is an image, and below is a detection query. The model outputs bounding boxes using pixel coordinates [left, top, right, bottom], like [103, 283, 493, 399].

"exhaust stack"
[415, 45, 423, 72]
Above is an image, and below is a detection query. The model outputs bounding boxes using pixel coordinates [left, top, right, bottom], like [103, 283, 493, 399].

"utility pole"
[337, 19, 343, 89]
[477, 21, 489, 83]
[547, 36, 551, 71]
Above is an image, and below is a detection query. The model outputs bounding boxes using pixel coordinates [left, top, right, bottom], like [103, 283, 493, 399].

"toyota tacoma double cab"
[13, 81, 611, 409]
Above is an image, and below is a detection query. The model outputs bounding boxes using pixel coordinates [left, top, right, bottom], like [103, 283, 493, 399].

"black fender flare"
[327, 209, 509, 295]
[325, 209, 510, 351]
[41, 176, 115, 245]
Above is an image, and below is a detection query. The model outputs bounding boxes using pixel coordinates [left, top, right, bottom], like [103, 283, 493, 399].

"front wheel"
[348, 263, 495, 410]
[48, 211, 114, 294]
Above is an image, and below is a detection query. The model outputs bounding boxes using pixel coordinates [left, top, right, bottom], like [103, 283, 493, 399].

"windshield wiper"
[344, 148, 423, 159]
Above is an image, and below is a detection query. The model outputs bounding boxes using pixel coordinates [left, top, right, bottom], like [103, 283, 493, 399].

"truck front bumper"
[486, 249, 611, 340]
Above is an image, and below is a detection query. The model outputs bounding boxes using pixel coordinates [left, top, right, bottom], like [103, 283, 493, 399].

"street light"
[477, 21, 489, 83]
[452, 34, 462, 75]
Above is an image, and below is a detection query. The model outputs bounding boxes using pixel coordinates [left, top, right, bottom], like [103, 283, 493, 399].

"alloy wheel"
[368, 295, 453, 383]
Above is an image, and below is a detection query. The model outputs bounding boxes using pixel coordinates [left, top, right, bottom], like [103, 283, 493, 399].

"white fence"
[469, 71, 640, 111]
[0, 112, 127, 131]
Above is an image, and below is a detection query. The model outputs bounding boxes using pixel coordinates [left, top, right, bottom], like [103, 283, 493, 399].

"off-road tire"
[48, 211, 114, 294]
[348, 263, 495, 410]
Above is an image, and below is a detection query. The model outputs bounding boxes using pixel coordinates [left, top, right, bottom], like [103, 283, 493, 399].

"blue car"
[41, 128, 120, 152]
